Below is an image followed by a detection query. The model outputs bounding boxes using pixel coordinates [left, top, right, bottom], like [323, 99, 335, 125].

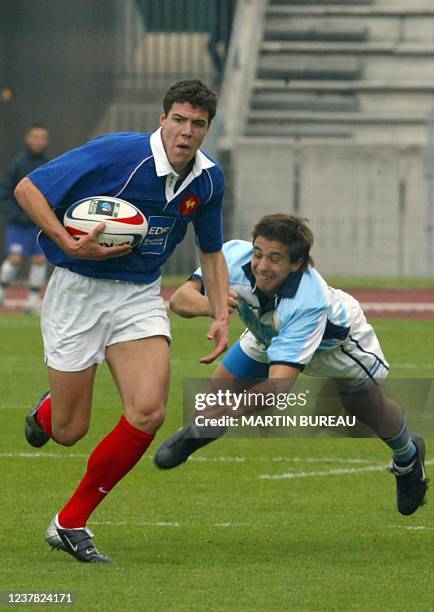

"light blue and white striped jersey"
[193, 240, 358, 369]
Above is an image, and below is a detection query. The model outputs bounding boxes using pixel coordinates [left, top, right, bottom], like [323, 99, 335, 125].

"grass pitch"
[0, 314, 433, 611]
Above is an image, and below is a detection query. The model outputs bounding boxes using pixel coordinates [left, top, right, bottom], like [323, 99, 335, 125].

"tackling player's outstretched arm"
[14, 177, 131, 260]
[169, 278, 238, 318]
[233, 364, 301, 416]
[169, 279, 213, 317]
[197, 249, 230, 364]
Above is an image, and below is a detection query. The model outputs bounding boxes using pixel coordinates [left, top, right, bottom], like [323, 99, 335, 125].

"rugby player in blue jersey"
[155, 214, 428, 517]
[14, 80, 229, 563]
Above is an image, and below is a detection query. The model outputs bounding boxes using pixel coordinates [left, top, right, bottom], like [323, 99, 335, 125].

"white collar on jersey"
[150, 127, 215, 179]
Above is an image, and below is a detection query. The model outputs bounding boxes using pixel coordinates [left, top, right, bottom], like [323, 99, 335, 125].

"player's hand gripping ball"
[64, 196, 148, 247]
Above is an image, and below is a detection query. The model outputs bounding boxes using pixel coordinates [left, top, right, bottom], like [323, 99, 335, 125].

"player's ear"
[290, 257, 304, 272]
[160, 111, 166, 127]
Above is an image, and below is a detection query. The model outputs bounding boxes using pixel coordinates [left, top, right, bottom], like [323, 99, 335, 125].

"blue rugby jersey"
[192, 240, 356, 369]
[28, 129, 225, 283]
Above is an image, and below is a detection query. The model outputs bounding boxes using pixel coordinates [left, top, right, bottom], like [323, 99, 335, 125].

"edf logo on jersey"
[140, 216, 176, 255]
[148, 226, 170, 235]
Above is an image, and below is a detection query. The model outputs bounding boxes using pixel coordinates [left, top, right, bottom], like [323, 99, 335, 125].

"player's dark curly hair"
[162, 79, 217, 124]
[252, 214, 314, 271]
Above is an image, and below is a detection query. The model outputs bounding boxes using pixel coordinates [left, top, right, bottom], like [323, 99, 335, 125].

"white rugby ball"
[64, 196, 148, 247]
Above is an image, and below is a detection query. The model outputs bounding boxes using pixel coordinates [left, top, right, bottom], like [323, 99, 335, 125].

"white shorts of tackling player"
[240, 303, 389, 392]
[41, 267, 171, 371]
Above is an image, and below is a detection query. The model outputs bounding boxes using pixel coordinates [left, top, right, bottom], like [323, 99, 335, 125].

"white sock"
[393, 459, 416, 474]
[55, 513, 84, 531]
[26, 291, 40, 309]
[28, 263, 47, 291]
[0, 260, 19, 286]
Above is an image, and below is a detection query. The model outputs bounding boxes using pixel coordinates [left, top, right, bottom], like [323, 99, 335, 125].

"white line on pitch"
[259, 458, 434, 480]
[89, 520, 181, 527]
[190, 455, 374, 464]
[259, 465, 385, 480]
[0, 451, 88, 459]
[0, 451, 374, 465]
[387, 525, 434, 531]
[89, 520, 241, 528]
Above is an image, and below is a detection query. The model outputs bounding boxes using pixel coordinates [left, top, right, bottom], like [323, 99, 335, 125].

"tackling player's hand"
[63, 223, 132, 260]
[228, 290, 238, 316]
[200, 317, 229, 364]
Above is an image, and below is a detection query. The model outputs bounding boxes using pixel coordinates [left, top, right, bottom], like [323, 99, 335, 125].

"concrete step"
[256, 66, 362, 80]
[258, 53, 434, 81]
[257, 56, 361, 81]
[265, 7, 434, 44]
[245, 115, 430, 142]
[260, 41, 434, 55]
[254, 78, 434, 93]
[244, 126, 429, 143]
[264, 27, 369, 42]
[269, 0, 373, 4]
[267, 3, 434, 17]
[251, 91, 358, 112]
[248, 109, 428, 125]
[245, 124, 353, 138]
[252, 83, 434, 113]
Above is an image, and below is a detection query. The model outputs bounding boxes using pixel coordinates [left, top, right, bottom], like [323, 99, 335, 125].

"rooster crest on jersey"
[64, 196, 148, 247]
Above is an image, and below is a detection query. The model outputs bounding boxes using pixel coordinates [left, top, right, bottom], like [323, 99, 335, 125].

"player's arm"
[230, 306, 328, 416]
[200, 364, 300, 423]
[198, 249, 230, 364]
[170, 278, 213, 317]
[14, 177, 131, 260]
[235, 364, 300, 415]
[169, 278, 238, 318]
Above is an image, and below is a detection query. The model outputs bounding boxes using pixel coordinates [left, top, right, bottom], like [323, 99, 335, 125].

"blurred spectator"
[208, 0, 237, 88]
[0, 125, 49, 313]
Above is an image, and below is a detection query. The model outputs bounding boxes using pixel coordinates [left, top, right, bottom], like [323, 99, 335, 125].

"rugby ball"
[64, 196, 148, 247]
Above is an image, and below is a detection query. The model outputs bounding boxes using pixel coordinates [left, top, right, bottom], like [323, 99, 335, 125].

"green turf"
[1, 315, 433, 611]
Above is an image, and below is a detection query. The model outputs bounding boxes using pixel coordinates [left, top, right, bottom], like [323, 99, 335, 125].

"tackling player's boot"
[46, 515, 112, 563]
[25, 390, 50, 448]
[154, 424, 215, 469]
[389, 433, 429, 516]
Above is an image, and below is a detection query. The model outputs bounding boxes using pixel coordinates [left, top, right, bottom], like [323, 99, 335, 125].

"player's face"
[160, 102, 209, 174]
[251, 236, 302, 297]
[25, 128, 49, 154]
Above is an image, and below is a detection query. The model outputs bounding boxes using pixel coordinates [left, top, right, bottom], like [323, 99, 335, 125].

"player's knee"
[53, 424, 89, 446]
[126, 403, 166, 433]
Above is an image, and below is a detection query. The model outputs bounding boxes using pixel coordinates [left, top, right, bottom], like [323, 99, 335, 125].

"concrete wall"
[231, 139, 432, 277]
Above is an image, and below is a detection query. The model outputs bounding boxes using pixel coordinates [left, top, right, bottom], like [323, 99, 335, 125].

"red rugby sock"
[58, 416, 154, 528]
[35, 393, 53, 438]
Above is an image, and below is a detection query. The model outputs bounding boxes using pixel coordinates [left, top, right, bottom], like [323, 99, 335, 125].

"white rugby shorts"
[41, 267, 171, 371]
[239, 297, 389, 391]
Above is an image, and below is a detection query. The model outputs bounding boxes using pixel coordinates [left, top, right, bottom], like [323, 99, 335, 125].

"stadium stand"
[246, 0, 434, 141]
[219, 0, 434, 277]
